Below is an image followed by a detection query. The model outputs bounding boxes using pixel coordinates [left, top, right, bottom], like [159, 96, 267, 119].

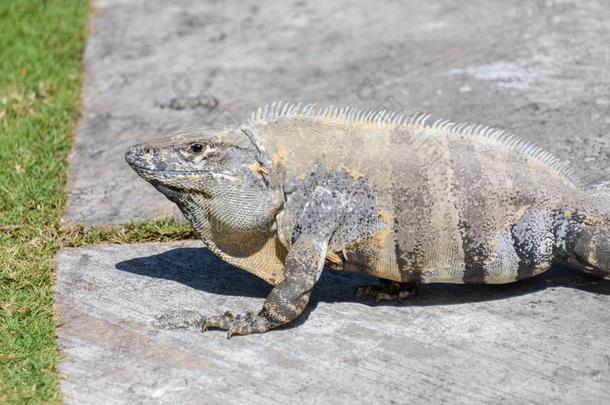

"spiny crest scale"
[249, 101, 587, 188]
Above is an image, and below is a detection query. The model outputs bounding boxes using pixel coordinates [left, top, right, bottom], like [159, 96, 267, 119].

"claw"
[227, 325, 238, 339]
[202, 318, 215, 332]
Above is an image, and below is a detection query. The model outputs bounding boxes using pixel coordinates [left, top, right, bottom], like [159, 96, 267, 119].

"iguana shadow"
[116, 246, 610, 316]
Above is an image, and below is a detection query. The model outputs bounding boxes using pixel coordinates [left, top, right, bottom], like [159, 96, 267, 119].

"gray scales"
[63, 0, 610, 227]
[126, 102, 610, 336]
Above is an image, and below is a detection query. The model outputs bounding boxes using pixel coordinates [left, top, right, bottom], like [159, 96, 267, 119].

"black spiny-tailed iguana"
[125, 102, 610, 337]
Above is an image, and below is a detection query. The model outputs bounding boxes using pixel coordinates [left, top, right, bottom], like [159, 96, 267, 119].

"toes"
[226, 316, 271, 338]
[374, 292, 394, 303]
[202, 310, 272, 337]
[355, 285, 389, 302]
[356, 283, 416, 303]
[355, 286, 379, 299]
[202, 316, 223, 331]
[202, 311, 237, 331]
[397, 288, 416, 301]
[227, 323, 251, 339]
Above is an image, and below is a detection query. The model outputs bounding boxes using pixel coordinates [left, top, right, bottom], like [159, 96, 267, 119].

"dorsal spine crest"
[249, 101, 585, 187]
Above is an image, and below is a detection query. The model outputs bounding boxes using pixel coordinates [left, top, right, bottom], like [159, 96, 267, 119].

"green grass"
[0, 1, 196, 402]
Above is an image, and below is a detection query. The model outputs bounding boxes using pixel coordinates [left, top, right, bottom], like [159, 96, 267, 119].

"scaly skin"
[126, 102, 610, 336]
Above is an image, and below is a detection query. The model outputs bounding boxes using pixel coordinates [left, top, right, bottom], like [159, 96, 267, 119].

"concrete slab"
[55, 241, 610, 404]
[64, 0, 610, 226]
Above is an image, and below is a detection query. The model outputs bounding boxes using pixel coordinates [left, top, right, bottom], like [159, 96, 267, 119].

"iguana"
[125, 102, 610, 337]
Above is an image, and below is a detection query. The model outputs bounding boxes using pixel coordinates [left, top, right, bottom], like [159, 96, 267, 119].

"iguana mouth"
[129, 166, 238, 197]
[152, 181, 212, 199]
[129, 165, 211, 178]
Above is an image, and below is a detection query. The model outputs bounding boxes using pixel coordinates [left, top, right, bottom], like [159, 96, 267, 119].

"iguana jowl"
[126, 102, 610, 337]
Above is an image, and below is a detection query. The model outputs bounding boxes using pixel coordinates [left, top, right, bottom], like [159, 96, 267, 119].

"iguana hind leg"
[571, 225, 610, 279]
[356, 279, 417, 303]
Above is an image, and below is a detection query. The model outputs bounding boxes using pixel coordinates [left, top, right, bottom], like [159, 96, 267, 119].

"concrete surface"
[64, 0, 610, 226]
[55, 241, 610, 404]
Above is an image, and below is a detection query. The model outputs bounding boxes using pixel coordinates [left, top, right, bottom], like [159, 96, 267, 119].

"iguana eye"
[190, 143, 204, 153]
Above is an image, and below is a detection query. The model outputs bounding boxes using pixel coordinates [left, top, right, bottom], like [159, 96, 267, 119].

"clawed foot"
[202, 310, 272, 338]
[356, 281, 417, 303]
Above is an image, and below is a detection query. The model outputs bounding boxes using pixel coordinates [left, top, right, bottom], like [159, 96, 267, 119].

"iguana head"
[125, 127, 280, 233]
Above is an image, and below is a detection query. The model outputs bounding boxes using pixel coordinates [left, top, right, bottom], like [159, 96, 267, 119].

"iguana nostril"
[125, 144, 154, 166]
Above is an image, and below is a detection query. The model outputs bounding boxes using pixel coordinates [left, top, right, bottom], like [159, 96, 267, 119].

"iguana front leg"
[203, 173, 345, 337]
[203, 237, 327, 337]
